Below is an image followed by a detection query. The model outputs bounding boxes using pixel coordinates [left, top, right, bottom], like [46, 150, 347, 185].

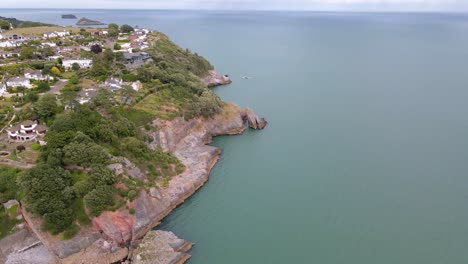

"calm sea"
[2, 9, 468, 264]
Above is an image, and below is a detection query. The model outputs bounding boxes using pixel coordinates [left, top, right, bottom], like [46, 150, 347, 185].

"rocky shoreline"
[1, 72, 266, 264]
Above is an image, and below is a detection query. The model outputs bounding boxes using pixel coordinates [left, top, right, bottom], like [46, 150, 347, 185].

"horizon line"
[1, 7, 468, 14]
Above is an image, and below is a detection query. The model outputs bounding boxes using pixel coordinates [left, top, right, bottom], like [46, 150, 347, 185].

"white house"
[47, 55, 62, 61]
[6, 120, 47, 141]
[43, 32, 57, 38]
[0, 83, 7, 95]
[104, 77, 123, 91]
[56, 31, 70, 37]
[0, 41, 16, 48]
[42, 42, 57, 47]
[131, 81, 142, 91]
[24, 69, 49, 81]
[0, 51, 19, 59]
[63, 59, 93, 69]
[6, 77, 32, 89]
[43, 31, 69, 39]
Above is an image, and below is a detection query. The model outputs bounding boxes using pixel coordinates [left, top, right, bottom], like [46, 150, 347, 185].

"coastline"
[3, 73, 267, 264]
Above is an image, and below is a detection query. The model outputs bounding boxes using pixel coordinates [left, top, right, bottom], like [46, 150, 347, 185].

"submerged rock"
[131, 230, 192, 264]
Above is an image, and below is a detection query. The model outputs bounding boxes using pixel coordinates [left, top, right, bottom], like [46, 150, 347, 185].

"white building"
[24, 69, 49, 81]
[56, 31, 70, 37]
[0, 41, 16, 48]
[6, 120, 47, 141]
[63, 59, 93, 69]
[104, 77, 123, 91]
[43, 31, 69, 39]
[43, 42, 57, 47]
[47, 55, 62, 61]
[0, 83, 7, 95]
[6, 77, 32, 89]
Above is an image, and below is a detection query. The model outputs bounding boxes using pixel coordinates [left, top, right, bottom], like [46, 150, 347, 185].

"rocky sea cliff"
[2, 72, 266, 264]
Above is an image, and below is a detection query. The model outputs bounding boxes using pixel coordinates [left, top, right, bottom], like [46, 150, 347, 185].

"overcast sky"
[1, 0, 467, 11]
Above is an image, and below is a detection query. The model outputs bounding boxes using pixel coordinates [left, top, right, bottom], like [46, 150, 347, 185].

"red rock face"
[92, 211, 135, 245]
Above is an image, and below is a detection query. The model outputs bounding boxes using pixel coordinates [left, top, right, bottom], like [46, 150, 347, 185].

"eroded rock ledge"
[203, 70, 232, 87]
[10, 103, 266, 264]
[131, 230, 192, 264]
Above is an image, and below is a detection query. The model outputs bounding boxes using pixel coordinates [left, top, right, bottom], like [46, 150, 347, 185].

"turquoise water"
[3, 9, 468, 263]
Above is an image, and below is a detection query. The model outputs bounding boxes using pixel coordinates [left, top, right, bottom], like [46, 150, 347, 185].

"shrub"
[84, 185, 115, 216]
[127, 190, 138, 201]
[31, 143, 41, 150]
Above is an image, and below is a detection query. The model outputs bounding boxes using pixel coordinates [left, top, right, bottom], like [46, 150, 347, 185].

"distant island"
[76, 17, 106, 26]
[62, 14, 77, 19]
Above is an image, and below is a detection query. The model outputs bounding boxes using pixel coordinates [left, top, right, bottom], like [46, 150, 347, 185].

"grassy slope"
[7, 26, 98, 35]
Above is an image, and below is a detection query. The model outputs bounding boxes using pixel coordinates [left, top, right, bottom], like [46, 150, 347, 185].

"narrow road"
[49, 79, 68, 94]
[0, 114, 16, 134]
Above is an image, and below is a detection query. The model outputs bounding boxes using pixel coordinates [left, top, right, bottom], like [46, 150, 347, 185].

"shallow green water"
[3, 10, 468, 263]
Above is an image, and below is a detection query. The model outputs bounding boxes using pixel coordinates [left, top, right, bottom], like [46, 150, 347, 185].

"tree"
[62, 141, 110, 167]
[71, 63, 80, 71]
[16, 145, 26, 152]
[108, 23, 119, 37]
[24, 91, 39, 102]
[18, 164, 75, 234]
[84, 185, 115, 216]
[90, 44, 102, 54]
[50, 66, 61, 76]
[113, 43, 121, 50]
[0, 167, 21, 204]
[120, 24, 134, 33]
[34, 93, 59, 121]
[37, 81, 50, 93]
[19, 46, 35, 60]
[40, 46, 55, 57]
[0, 19, 10, 30]
[89, 165, 116, 186]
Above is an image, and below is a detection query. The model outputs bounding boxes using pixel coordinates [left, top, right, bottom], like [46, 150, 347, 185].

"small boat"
[241, 75, 253, 80]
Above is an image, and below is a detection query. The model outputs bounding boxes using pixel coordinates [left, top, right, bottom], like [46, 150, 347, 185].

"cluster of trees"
[128, 34, 223, 119]
[19, 45, 56, 60]
[19, 164, 75, 234]
[0, 19, 10, 30]
[0, 167, 21, 204]
[107, 23, 134, 37]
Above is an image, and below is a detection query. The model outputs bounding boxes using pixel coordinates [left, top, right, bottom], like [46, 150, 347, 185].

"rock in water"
[131, 230, 192, 264]
[203, 70, 232, 87]
[243, 108, 268, 130]
[76, 17, 106, 26]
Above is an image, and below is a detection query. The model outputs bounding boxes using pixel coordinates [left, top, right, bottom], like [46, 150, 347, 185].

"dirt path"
[0, 114, 16, 134]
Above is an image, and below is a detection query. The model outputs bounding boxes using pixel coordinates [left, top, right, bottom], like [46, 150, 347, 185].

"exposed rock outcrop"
[12, 103, 267, 263]
[203, 70, 232, 87]
[61, 240, 128, 264]
[0, 229, 58, 264]
[21, 207, 102, 259]
[92, 103, 267, 246]
[92, 211, 134, 245]
[243, 108, 268, 129]
[131, 230, 192, 264]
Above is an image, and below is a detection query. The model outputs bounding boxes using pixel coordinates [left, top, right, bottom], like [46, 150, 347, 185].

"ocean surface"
[2, 9, 468, 264]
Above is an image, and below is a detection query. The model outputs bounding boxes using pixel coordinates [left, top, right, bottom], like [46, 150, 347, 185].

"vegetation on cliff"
[7, 27, 223, 238]
[0, 16, 54, 29]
